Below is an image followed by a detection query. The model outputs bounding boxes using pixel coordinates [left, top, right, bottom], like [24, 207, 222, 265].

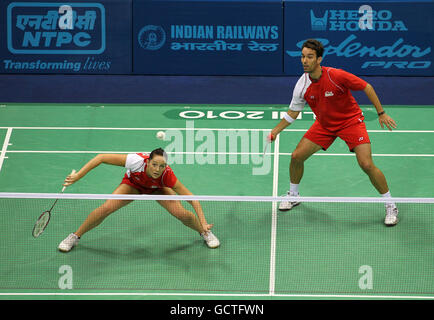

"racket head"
[32, 211, 51, 238]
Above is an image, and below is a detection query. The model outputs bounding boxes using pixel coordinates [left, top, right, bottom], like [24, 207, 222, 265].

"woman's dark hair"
[302, 39, 324, 58]
[150, 148, 168, 161]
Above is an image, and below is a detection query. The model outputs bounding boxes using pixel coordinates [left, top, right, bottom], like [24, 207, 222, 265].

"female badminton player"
[58, 148, 220, 252]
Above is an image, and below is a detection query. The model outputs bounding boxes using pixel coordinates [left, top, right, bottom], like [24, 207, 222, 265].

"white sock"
[381, 191, 395, 208]
[289, 183, 299, 195]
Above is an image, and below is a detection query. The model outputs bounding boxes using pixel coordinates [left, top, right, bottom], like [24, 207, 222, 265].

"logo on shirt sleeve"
[325, 91, 334, 97]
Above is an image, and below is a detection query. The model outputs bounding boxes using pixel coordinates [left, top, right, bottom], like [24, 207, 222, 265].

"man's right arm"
[270, 110, 300, 139]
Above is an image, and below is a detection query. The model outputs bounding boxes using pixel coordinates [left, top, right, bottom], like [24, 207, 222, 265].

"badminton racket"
[32, 169, 75, 238]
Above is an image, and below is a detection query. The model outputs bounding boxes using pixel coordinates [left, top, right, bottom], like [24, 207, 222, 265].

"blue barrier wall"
[0, 0, 432, 76]
[1, 74, 433, 105]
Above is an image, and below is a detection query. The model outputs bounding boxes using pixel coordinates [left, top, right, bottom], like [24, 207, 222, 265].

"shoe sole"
[58, 243, 77, 252]
[278, 202, 300, 212]
[384, 217, 399, 226]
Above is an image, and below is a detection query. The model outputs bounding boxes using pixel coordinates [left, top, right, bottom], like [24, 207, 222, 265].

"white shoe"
[384, 205, 399, 226]
[58, 233, 80, 252]
[201, 231, 220, 248]
[279, 192, 300, 211]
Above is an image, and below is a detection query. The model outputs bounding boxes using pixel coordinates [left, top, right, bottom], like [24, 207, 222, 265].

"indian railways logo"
[7, 2, 106, 54]
[138, 25, 166, 51]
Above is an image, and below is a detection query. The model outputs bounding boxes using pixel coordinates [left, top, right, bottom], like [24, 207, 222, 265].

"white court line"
[269, 135, 280, 296]
[0, 128, 13, 172]
[0, 126, 433, 133]
[0, 126, 271, 131]
[5, 150, 434, 157]
[281, 153, 434, 157]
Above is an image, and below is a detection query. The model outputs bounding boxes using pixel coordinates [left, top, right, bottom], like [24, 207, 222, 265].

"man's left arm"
[363, 83, 397, 131]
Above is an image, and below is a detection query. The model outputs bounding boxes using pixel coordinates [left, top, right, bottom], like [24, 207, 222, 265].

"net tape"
[0, 192, 433, 203]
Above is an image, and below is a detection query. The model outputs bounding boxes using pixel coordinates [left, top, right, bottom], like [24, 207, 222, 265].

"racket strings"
[32, 211, 50, 237]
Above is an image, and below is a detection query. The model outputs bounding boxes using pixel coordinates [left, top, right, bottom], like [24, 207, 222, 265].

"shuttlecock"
[156, 131, 166, 140]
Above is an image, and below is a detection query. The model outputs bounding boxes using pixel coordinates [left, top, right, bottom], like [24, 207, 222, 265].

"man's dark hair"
[150, 148, 167, 161]
[302, 39, 324, 58]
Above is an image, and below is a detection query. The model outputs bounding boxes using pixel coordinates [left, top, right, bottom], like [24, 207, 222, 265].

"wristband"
[283, 113, 296, 123]
[377, 111, 385, 116]
[267, 133, 275, 142]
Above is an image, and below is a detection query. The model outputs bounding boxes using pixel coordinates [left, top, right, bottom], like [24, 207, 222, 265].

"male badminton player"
[58, 148, 220, 252]
[269, 39, 399, 226]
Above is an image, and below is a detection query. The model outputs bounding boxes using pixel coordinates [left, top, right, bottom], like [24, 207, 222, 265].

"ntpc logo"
[310, 6, 407, 32]
[7, 2, 106, 54]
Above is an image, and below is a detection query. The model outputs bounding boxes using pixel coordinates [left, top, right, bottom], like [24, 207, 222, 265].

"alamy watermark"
[358, 265, 373, 290]
[161, 121, 272, 175]
[58, 265, 73, 289]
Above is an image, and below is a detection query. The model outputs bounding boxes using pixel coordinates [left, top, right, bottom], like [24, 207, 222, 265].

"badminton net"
[0, 192, 433, 296]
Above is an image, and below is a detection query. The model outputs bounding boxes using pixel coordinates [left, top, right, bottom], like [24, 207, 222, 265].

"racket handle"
[267, 133, 275, 142]
[62, 169, 76, 192]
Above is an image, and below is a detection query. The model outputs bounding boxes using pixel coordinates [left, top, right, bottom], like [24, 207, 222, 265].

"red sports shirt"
[123, 153, 177, 192]
[289, 66, 368, 131]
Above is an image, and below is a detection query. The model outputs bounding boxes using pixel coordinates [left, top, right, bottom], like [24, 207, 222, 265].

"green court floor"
[0, 103, 433, 300]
